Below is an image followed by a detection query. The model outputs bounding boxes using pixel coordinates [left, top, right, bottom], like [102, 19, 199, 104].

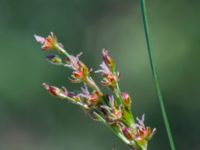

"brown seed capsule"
[102, 49, 115, 69]
[43, 83, 60, 96]
[122, 127, 134, 140]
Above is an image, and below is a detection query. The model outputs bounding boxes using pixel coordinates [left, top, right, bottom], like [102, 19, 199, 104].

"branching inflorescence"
[34, 32, 156, 150]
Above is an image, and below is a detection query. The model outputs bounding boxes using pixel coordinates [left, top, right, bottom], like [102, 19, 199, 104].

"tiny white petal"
[34, 34, 45, 44]
[142, 114, 145, 122]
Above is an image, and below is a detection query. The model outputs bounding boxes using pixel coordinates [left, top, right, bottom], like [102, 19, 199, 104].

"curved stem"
[140, 1, 176, 150]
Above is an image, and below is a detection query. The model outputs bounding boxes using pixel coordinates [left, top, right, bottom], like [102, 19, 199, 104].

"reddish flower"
[112, 107, 122, 120]
[96, 62, 120, 88]
[122, 127, 134, 140]
[100, 96, 122, 123]
[34, 32, 57, 51]
[135, 115, 156, 143]
[72, 70, 84, 79]
[64, 52, 91, 83]
[116, 122, 135, 140]
[79, 86, 100, 106]
[70, 66, 90, 83]
[88, 91, 100, 106]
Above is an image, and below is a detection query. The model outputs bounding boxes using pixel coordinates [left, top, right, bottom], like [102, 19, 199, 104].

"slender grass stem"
[140, 1, 176, 150]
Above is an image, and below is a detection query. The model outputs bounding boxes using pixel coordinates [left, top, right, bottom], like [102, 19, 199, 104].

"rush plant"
[140, 1, 176, 150]
[34, 32, 156, 150]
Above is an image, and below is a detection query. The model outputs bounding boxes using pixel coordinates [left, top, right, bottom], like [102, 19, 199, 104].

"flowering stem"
[35, 32, 156, 150]
[55, 44, 103, 94]
[140, 1, 176, 150]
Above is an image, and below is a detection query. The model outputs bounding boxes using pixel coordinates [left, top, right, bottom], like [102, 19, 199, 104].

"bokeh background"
[0, 0, 199, 150]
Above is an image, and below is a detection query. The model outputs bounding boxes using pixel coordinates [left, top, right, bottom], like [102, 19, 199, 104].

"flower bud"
[122, 127, 134, 140]
[43, 83, 61, 96]
[46, 54, 62, 65]
[121, 92, 132, 109]
[102, 49, 115, 69]
[71, 65, 90, 83]
[87, 91, 100, 107]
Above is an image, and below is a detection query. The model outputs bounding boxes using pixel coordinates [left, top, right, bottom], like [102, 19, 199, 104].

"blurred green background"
[0, 0, 199, 150]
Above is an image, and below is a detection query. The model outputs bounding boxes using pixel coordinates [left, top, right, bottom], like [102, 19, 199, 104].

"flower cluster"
[34, 32, 155, 150]
[96, 49, 120, 88]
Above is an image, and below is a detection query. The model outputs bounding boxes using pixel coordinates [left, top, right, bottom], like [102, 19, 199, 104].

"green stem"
[114, 83, 123, 103]
[61, 96, 89, 109]
[86, 76, 103, 95]
[140, 1, 176, 150]
[55, 43, 71, 58]
[93, 111, 131, 146]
